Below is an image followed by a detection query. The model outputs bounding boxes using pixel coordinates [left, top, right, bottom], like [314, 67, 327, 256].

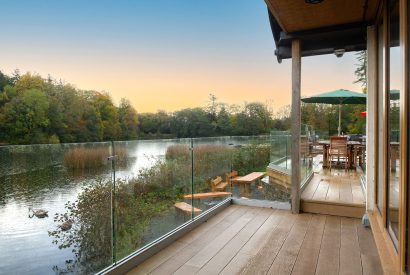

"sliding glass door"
[387, 0, 402, 247]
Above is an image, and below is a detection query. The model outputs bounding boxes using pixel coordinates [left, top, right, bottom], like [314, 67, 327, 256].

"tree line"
[0, 70, 277, 145]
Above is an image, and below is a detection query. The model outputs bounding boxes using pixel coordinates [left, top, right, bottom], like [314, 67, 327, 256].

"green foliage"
[354, 50, 367, 89]
[118, 98, 138, 140]
[0, 89, 49, 144]
[0, 69, 276, 144]
[299, 103, 366, 136]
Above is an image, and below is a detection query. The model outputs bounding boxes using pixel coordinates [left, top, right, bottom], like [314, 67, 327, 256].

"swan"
[28, 207, 48, 218]
[59, 220, 73, 231]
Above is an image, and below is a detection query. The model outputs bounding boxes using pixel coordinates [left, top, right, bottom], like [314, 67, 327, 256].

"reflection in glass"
[387, 0, 401, 246]
[113, 139, 193, 262]
[377, 20, 384, 213]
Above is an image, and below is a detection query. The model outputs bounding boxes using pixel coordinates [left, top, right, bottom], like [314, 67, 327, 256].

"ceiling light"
[334, 49, 345, 58]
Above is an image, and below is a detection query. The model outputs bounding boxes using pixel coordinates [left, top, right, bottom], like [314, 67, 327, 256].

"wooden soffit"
[265, 0, 381, 33]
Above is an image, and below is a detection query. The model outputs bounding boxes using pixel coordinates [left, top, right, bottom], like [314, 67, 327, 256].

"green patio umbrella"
[301, 89, 367, 135]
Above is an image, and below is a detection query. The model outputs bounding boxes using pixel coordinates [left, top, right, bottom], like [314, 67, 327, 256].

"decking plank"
[267, 213, 313, 275]
[291, 214, 326, 275]
[312, 179, 330, 201]
[128, 205, 241, 274]
[355, 219, 383, 275]
[339, 178, 353, 203]
[326, 179, 340, 202]
[339, 217, 362, 275]
[174, 208, 259, 273]
[149, 206, 250, 275]
[240, 211, 297, 274]
[315, 215, 341, 275]
[220, 209, 284, 275]
[301, 176, 321, 200]
[196, 208, 272, 274]
[351, 184, 365, 204]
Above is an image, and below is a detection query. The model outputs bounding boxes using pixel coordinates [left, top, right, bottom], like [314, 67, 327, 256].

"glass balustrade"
[0, 135, 297, 274]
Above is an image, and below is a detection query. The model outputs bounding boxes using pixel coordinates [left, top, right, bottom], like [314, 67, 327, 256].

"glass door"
[387, 0, 402, 247]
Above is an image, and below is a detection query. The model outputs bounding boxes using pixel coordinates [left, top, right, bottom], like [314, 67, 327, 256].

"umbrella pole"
[338, 103, 342, 135]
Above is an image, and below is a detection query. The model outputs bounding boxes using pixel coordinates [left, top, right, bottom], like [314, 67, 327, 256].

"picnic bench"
[226, 170, 240, 184]
[231, 172, 265, 184]
[184, 192, 232, 200]
[211, 171, 240, 191]
[174, 202, 202, 213]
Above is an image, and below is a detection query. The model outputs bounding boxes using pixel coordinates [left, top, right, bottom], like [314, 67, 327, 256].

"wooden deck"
[301, 167, 366, 218]
[127, 205, 382, 275]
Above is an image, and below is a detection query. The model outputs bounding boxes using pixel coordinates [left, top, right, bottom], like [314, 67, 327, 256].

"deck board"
[197, 208, 271, 274]
[291, 215, 326, 275]
[176, 208, 259, 272]
[147, 206, 250, 275]
[339, 217, 362, 275]
[127, 205, 383, 275]
[267, 214, 312, 275]
[302, 168, 365, 205]
[315, 216, 341, 275]
[220, 209, 284, 275]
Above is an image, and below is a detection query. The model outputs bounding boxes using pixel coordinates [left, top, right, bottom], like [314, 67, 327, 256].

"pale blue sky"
[0, 0, 362, 112]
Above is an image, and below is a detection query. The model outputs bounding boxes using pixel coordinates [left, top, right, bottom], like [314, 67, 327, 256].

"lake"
[0, 136, 271, 274]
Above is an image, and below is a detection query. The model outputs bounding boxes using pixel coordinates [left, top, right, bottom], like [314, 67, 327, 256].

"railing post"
[190, 138, 194, 220]
[291, 39, 301, 214]
[108, 141, 117, 264]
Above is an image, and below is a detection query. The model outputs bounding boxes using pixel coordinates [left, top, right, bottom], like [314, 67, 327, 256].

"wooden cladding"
[265, 0, 381, 33]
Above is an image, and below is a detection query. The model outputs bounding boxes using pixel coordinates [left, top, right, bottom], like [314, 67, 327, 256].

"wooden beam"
[291, 39, 301, 214]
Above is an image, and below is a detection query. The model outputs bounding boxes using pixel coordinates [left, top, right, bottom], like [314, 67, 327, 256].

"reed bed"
[64, 146, 128, 169]
[64, 147, 109, 169]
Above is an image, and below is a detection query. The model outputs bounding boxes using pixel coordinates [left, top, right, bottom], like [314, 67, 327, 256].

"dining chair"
[328, 136, 349, 171]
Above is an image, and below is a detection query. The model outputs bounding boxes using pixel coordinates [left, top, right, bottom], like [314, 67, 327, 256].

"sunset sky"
[0, 0, 363, 113]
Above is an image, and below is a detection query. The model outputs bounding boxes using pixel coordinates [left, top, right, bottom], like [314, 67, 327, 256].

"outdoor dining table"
[317, 140, 363, 169]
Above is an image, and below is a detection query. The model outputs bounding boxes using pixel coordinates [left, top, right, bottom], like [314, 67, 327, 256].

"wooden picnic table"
[317, 140, 363, 169]
[232, 172, 265, 184]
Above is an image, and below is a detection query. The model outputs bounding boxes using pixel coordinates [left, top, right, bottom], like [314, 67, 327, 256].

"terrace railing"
[0, 135, 289, 274]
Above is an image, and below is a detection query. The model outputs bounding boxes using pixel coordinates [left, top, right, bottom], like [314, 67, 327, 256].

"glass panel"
[191, 137, 232, 211]
[113, 139, 192, 261]
[0, 142, 114, 274]
[270, 130, 291, 169]
[230, 136, 272, 200]
[300, 124, 313, 186]
[377, 19, 385, 212]
[387, 0, 401, 246]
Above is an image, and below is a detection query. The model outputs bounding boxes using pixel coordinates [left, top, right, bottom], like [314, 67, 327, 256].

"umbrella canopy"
[301, 89, 366, 135]
[301, 89, 367, 104]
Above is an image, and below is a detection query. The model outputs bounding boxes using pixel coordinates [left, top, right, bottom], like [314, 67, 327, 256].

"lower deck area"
[301, 164, 366, 218]
[128, 205, 382, 275]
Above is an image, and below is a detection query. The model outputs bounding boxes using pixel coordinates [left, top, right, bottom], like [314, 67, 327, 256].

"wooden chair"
[300, 136, 313, 166]
[328, 136, 349, 171]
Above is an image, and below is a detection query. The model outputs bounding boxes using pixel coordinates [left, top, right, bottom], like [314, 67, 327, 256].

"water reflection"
[0, 136, 272, 274]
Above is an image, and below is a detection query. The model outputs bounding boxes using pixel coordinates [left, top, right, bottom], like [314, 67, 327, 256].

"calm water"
[0, 137, 265, 274]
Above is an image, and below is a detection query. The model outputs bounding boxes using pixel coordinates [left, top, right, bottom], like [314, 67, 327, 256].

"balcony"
[128, 204, 382, 275]
[0, 134, 377, 275]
